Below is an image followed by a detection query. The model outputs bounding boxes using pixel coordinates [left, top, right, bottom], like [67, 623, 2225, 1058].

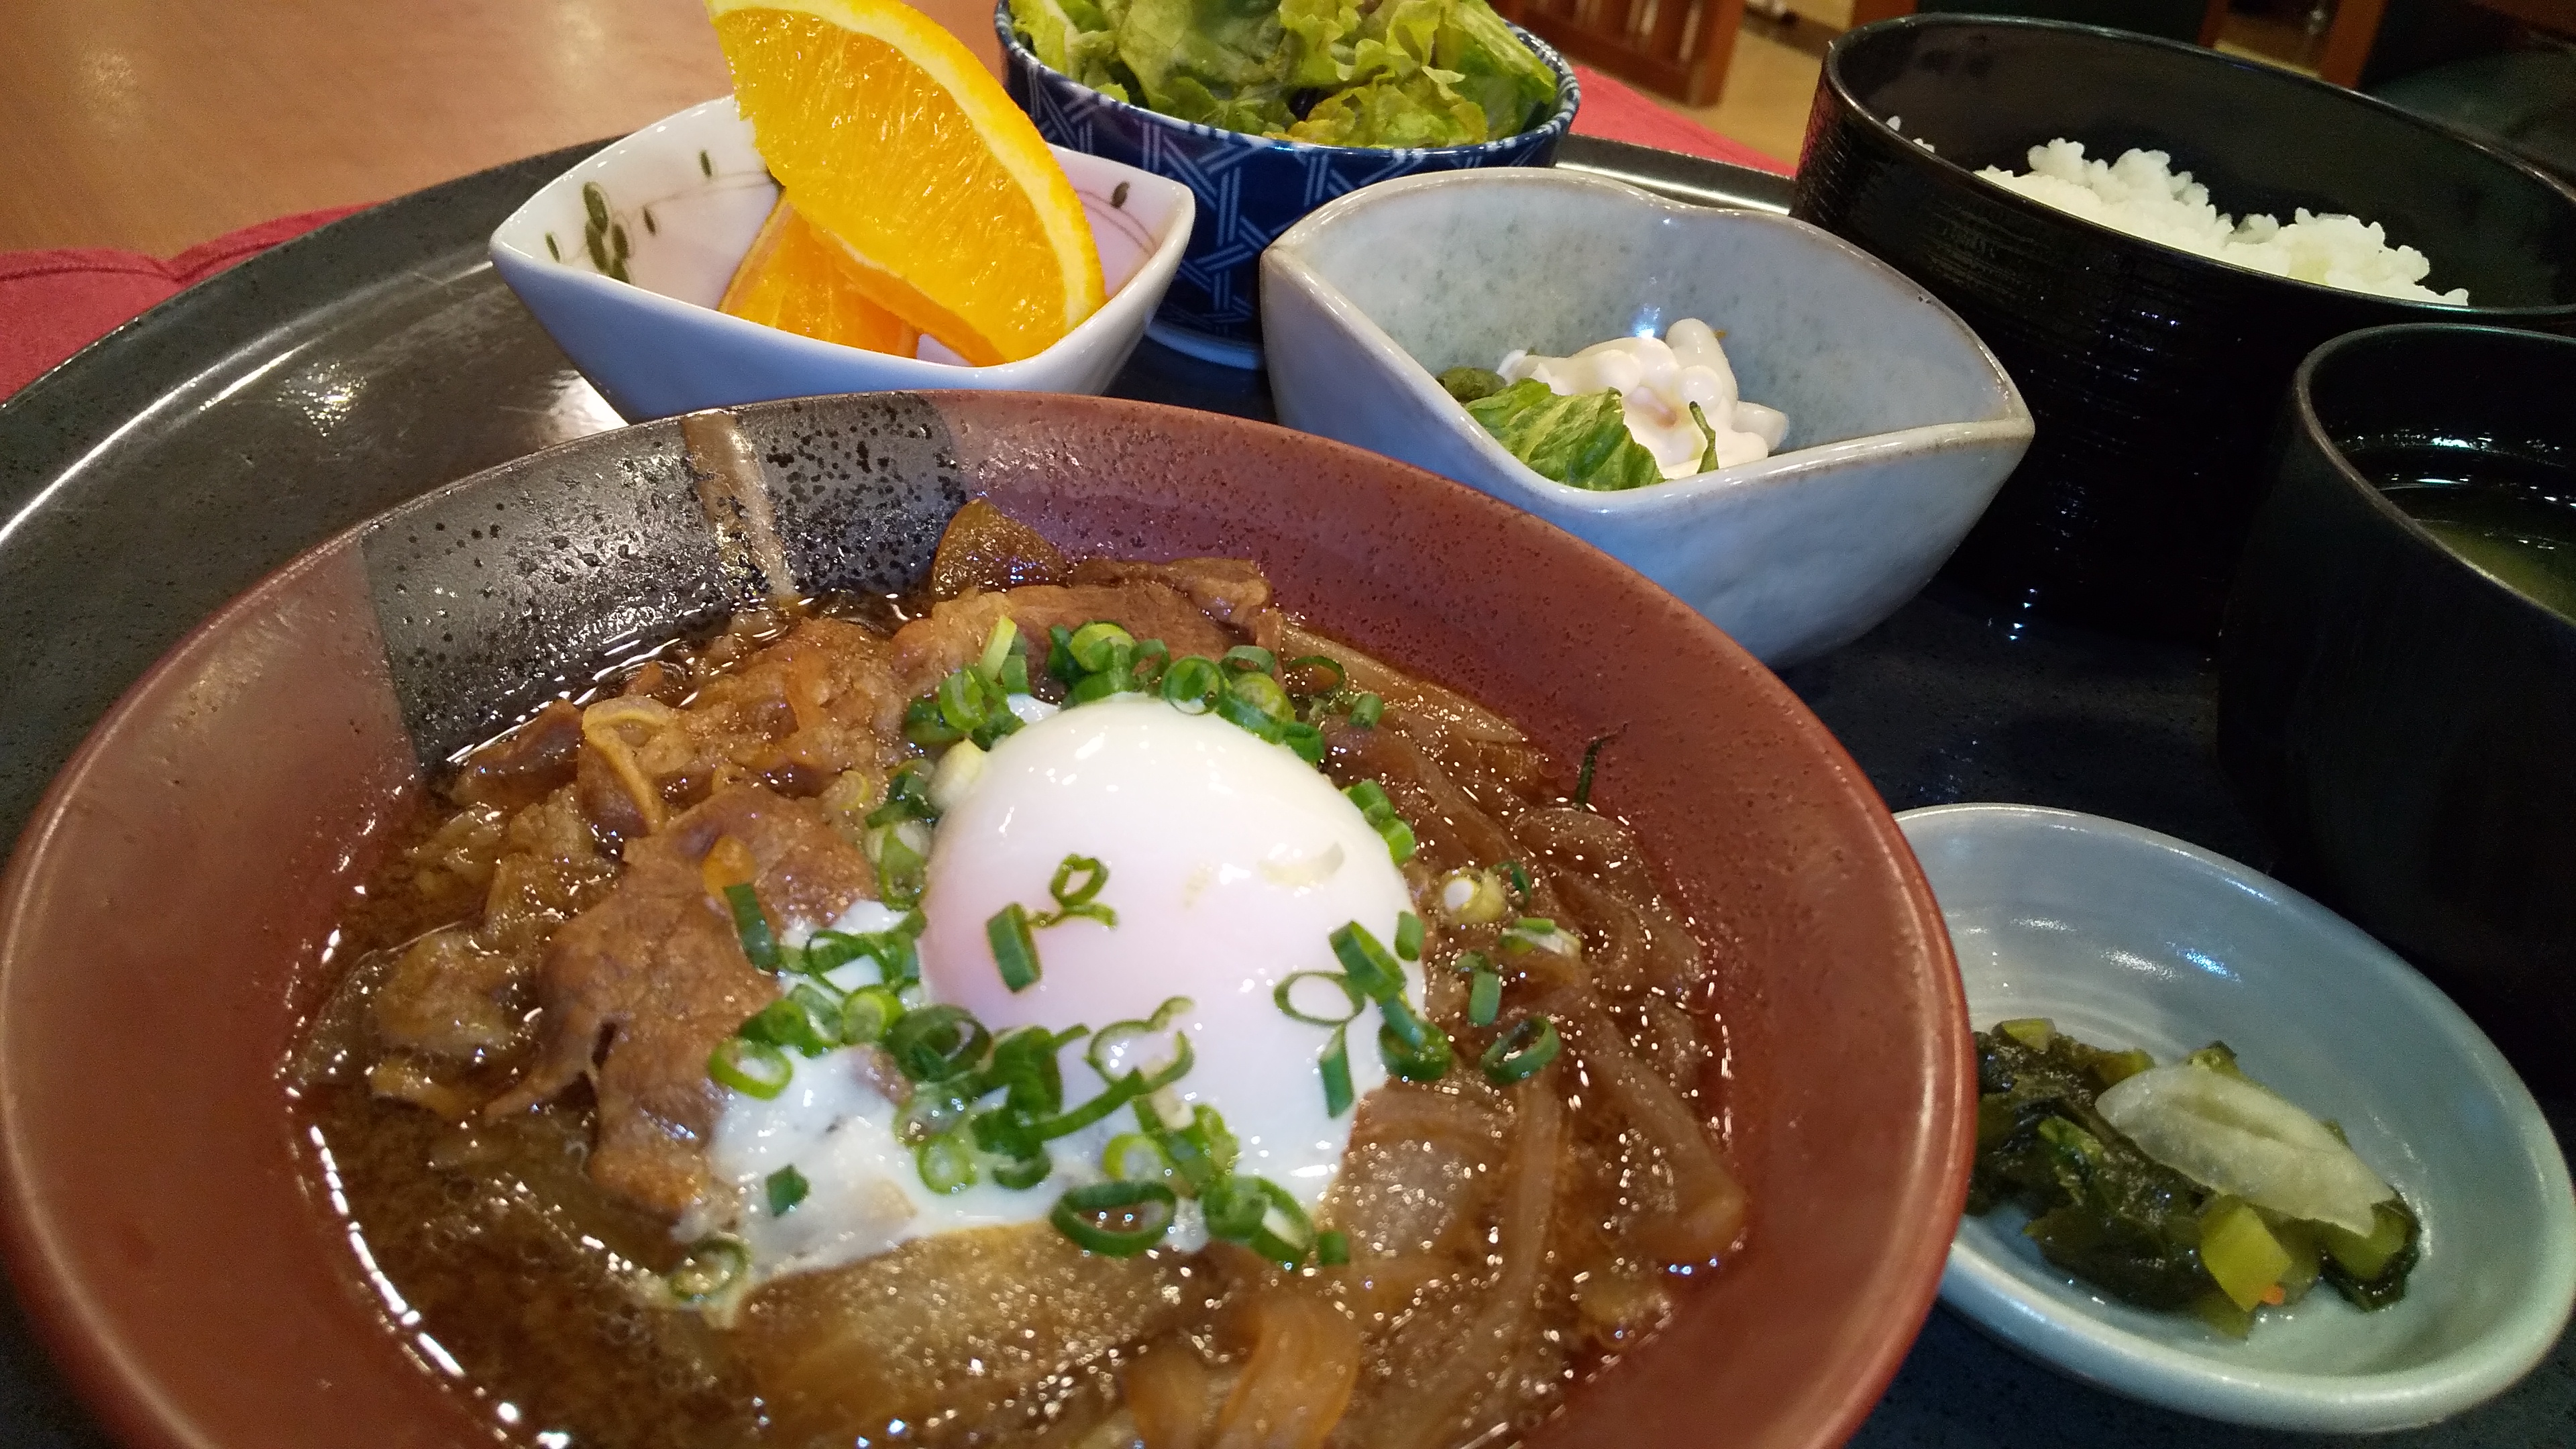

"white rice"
[1976, 139, 2467, 305]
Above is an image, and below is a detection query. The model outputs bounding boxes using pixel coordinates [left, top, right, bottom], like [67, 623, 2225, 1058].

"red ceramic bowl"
[0, 393, 1969, 1449]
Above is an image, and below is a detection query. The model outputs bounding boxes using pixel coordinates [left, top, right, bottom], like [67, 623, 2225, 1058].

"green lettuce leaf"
[1013, 0, 1554, 146]
[1463, 380, 1664, 492]
[1432, 0, 1558, 138]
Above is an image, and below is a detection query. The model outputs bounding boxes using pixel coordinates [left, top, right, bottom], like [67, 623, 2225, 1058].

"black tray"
[0, 138, 2564, 1449]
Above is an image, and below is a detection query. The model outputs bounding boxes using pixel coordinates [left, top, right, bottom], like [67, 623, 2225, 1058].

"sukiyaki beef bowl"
[0, 393, 1970, 1449]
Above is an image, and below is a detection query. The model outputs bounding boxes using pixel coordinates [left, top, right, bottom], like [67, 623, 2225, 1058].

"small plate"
[1896, 802, 2576, 1432]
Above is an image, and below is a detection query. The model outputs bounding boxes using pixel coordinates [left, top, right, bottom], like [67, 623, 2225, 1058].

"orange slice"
[719, 197, 922, 356]
[707, 0, 1105, 366]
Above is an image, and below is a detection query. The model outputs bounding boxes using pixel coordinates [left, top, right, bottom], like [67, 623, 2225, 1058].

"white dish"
[490, 97, 1195, 421]
[1897, 802, 2576, 1432]
[1260, 168, 2033, 666]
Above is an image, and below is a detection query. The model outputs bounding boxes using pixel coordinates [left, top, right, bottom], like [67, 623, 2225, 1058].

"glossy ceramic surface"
[996, 0, 1577, 361]
[1902, 803, 2576, 1432]
[488, 99, 1195, 420]
[1794, 16, 2576, 640]
[2218, 325, 2576, 1099]
[0, 392, 1970, 1449]
[1263, 167, 2033, 665]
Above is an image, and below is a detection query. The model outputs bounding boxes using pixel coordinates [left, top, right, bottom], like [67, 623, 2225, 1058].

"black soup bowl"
[1793, 15, 2576, 640]
[2218, 324, 2576, 1096]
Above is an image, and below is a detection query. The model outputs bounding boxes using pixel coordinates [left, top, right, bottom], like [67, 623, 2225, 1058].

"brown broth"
[288, 573, 1740, 1449]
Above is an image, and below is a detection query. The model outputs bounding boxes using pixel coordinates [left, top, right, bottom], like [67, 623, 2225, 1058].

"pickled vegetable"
[1968, 1023, 2420, 1337]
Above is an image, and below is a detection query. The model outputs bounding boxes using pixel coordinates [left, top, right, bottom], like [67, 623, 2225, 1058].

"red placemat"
[1, 75, 1789, 402]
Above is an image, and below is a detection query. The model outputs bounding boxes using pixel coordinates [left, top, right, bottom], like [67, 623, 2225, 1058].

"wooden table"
[0, 0, 1002, 255]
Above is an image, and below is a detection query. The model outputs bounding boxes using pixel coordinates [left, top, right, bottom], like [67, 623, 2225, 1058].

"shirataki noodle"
[289, 502, 1748, 1449]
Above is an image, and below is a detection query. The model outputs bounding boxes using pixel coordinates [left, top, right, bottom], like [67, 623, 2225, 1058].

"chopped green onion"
[991, 1148, 1053, 1191]
[903, 692, 963, 746]
[1088, 997, 1195, 1091]
[1034, 854, 1116, 928]
[666, 1235, 749, 1303]
[1273, 971, 1364, 1026]
[1378, 817, 1417, 863]
[1216, 672, 1293, 737]
[869, 819, 930, 908]
[1022, 1069, 1144, 1141]
[885, 1004, 991, 1083]
[765, 1165, 810, 1216]
[1130, 638, 1170, 690]
[1046, 624, 1078, 686]
[1346, 692, 1384, 729]
[1378, 1003, 1455, 1083]
[1320, 1025, 1355, 1118]
[917, 1130, 979, 1193]
[1342, 780, 1416, 863]
[1327, 922, 1406, 1000]
[1285, 654, 1345, 694]
[1051, 1180, 1176, 1256]
[996, 647, 1031, 697]
[722, 883, 782, 972]
[1318, 1230, 1350, 1267]
[1481, 1014, 1562, 1085]
[1102, 1132, 1174, 1183]
[840, 984, 904, 1044]
[977, 616, 1019, 679]
[1051, 854, 1108, 908]
[1393, 911, 1424, 961]
[708, 1036, 792, 1099]
[1438, 869, 1509, 924]
[1154, 1104, 1238, 1194]
[1161, 655, 1222, 713]
[1574, 733, 1615, 810]
[741, 984, 843, 1057]
[1068, 621, 1136, 674]
[1279, 719, 1327, 765]
[1501, 859, 1532, 900]
[899, 1083, 975, 1145]
[1202, 1175, 1316, 1266]
[987, 902, 1041, 992]
[1468, 969, 1503, 1026]
[1344, 780, 1393, 816]
[985, 1024, 1077, 1116]
[1221, 645, 1278, 676]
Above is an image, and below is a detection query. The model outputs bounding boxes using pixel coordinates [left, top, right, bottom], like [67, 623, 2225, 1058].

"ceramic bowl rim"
[0, 389, 1975, 1449]
[1263, 166, 2035, 517]
[485, 97, 1198, 386]
[990, 0, 1581, 160]
[1899, 800, 2576, 1432]
[2290, 321, 2576, 644]
[1820, 13, 2576, 320]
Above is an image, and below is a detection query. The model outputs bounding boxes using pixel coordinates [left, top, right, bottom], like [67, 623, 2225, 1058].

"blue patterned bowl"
[997, 1, 1578, 364]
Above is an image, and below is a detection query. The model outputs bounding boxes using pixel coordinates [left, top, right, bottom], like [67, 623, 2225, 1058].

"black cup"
[1793, 16, 2576, 640]
[2218, 324, 2576, 1095]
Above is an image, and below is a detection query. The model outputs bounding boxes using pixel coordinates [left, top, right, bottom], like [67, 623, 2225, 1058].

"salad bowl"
[997, 0, 1578, 366]
[1262, 167, 2032, 666]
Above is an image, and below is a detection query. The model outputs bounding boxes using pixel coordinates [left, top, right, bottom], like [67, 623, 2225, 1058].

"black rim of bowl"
[1821, 14, 2576, 319]
[2293, 320, 2576, 636]
[990, 0, 1582, 159]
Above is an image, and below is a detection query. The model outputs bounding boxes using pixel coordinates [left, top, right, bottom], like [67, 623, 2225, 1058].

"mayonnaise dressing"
[1499, 319, 1788, 480]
